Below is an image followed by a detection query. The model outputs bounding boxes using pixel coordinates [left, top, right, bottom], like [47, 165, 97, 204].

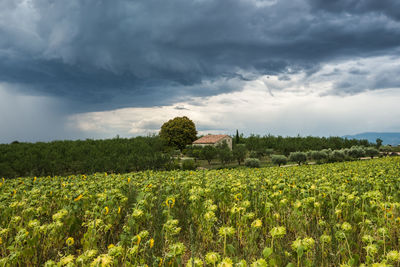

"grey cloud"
[308, 0, 400, 21]
[349, 68, 369, 75]
[324, 57, 400, 95]
[0, 85, 85, 143]
[278, 75, 291, 81]
[1, 0, 400, 112]
[174, 106, 189, 110]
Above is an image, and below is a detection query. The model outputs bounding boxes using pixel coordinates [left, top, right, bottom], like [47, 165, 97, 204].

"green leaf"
[263, 247, 273, 259]
[348, 254, 359, 267]
[297, 246, 304, 258]
[227, 244, 235, 255]
[286, 263, 295, 267]
[268, 258, 277, 266]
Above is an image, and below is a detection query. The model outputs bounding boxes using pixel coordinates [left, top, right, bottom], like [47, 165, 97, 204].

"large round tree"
[159, 116, 197, 150]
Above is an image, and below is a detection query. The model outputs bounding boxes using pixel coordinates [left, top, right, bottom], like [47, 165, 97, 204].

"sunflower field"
[1, 157, 400, 266]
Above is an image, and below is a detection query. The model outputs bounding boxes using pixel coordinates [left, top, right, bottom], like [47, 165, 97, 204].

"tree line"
[0, 136, 171, 178]
[182, 135, 378, 169]
[0, 133, 376, 178]
[240, 134, 371, 155]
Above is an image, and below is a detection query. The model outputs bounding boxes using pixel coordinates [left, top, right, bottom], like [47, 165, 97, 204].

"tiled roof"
[193, 135, 230, 144]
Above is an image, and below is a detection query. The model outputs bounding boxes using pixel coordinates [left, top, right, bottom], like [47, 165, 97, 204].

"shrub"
[365, 147, 379, 159]
[249, 151, 258, 158]
[310, 151, 328, 163]
[321, 149, 332, 157]
[271, 155, 288, 167]
[245, 158, 260, 168]
[329, 150, 345, 162]
[380, 146, 393, 156]
[348, 146, 366, 159]
[265, 149, 274, 157]
[342, 148, 350, 156]
[181, 159, 197, 170]
[165, 159, 181, 171]
[184, 146, 202, 161]
[289, 152, 307, 165]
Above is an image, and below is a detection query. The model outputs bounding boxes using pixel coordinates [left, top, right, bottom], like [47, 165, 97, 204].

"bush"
[321, 149, 332, 157]
[380, 146, 393, 156]
[342, 148, 350, 156]
[181, 159, 197, 170]
[165, 159, 181, 171]
[289, 152, 307, 165]
[245, 158, 260, 168]
[348, 146, 366, 159]
[183, 146, 202, 161]
[310, 150, 328, 163]
[265, 149, 274, 157]
[249, 151, 258, 158]
[329, 150, 345, 162]
[365, 147, 379, 159]
[271, 155, 288, 167]
[249, 150, 265, 159]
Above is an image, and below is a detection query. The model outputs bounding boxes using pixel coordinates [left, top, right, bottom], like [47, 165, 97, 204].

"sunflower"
[66, 237, 74, 246]
[251, 219, 262, 229]
[165, 197, 175, 208]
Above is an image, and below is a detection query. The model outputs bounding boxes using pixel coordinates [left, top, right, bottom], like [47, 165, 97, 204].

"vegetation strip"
[1, 157, 400, 266]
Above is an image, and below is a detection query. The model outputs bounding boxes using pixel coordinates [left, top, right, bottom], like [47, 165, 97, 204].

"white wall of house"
[215, 136, 232, 150]
[192, 136, 232, 150]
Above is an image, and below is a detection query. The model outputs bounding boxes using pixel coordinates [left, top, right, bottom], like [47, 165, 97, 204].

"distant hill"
[343, 132, 400, 146]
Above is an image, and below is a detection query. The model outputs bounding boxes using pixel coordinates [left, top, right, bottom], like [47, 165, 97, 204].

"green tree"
[271, 155, 287, 167]
[380, 145, 392, 156]
[288, 152, 307, 165]
[159, 116, 197, 151]
[233, 144, 247, 165]
[244, 158, 260, 168]
[310, 150, 328, 163]
[329, 150, 345, 162]
[216, 142, 232, 166]
[183, 146, 201, 162]
[376, 138, 383, 149]
[200, 146, 217, 165]
[348, 146, 366, 159]
[235, 129, 240, 144]
[365, 147, 379, 159]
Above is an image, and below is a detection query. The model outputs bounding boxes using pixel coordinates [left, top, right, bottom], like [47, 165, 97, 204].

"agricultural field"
[1, 158, 400, 266]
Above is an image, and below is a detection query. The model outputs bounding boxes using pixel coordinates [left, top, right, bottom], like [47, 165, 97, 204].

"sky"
[1, 0, 400, 143]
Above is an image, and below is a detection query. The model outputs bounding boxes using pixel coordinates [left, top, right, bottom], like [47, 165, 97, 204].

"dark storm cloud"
[1, 0, 400, 111]
[308, 0, 400, 21]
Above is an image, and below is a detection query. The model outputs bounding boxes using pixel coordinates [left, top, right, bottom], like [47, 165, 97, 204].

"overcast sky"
[1, 0, 400, 143]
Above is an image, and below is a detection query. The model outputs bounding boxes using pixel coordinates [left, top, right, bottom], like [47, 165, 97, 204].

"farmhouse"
[192, 134, 232, 150]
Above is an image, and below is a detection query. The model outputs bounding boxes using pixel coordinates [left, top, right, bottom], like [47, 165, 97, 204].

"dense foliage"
[244, 158, 260, 168]
[159, 117, 197, 151]
[271, 155, 288, 167]
[242, 135, 370, 155]
[0, 134, 376, 178]
[1, 158, 400, 266]
[0, 136, 171, 178]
